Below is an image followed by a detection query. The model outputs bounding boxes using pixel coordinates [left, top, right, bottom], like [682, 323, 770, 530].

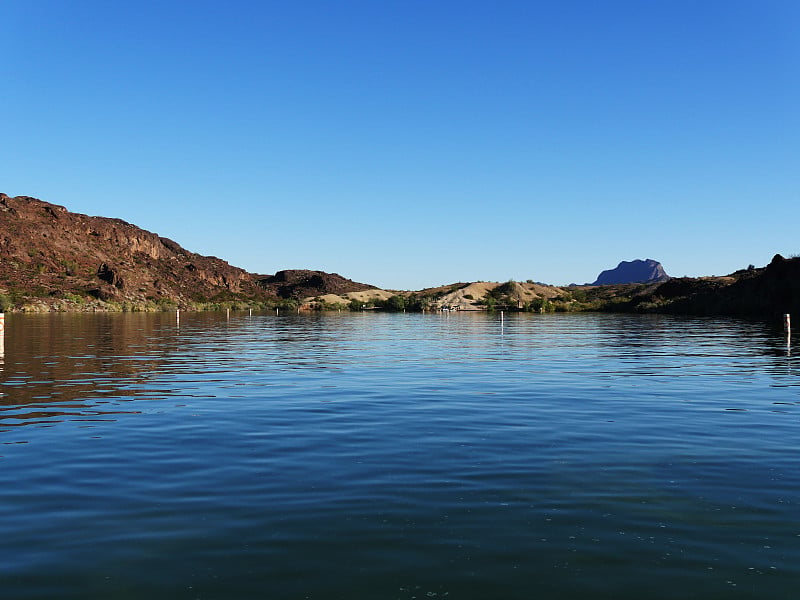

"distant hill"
[2, 193, 796, 318]
[592, 259, 669, 285]
[626, 255, 800, 317]
[300, 280, 568, 312]
[258, 269, 374, 299]
[0, 194, 371, 311]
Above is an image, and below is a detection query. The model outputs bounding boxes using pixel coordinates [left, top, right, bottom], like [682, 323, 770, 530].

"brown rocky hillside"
[0, 194, 371, 310]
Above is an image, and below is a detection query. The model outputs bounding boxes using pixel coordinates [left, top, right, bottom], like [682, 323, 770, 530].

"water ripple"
[0, 312, 799, 598]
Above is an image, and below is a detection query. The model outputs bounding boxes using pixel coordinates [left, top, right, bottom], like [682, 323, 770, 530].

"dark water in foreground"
[1, 311, 798, 599]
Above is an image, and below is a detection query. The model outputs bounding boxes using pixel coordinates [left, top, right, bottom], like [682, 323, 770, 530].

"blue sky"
[2, 1, 797, 289]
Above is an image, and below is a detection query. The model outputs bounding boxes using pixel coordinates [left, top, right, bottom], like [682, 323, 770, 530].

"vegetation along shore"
[1, 194, 797, 318]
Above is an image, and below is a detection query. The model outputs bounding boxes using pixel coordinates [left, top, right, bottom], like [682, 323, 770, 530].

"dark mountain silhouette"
[630, 254, 800, 317]
[592, 259, 669, 285]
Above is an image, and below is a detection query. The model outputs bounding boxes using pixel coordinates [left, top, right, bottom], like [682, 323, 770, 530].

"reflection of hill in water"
[591, 313, 800, 383]
[2, 312, 799, 434]
[0, 313, 182, 430]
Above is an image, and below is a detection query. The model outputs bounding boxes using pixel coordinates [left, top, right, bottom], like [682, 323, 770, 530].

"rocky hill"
[592, 259, 669, 285]
[258, 269, 374, 299]
[0, 194, 371, 311]
[2, 193, 795, 318]
[626, 255, 800, 317]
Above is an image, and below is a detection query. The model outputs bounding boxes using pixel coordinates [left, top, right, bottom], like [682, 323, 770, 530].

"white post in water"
[0, 312, 4, 335]
[176, 309, 180, 323]
[249, 308, 252, 317]
[785, 314, 791, 334]
[226, 308, 230, 319]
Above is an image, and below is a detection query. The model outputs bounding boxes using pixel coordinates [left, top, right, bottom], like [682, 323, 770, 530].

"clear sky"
[2, 1, 798, 289]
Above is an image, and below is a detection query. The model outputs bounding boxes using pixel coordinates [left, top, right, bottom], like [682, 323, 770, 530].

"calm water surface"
[1, 311, 798, 599]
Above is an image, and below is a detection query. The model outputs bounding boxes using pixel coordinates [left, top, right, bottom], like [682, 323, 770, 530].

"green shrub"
[384, 295, 407, 311]
[62, 293, 85, 304]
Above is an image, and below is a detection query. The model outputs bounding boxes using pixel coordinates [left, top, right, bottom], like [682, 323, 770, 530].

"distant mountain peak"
[592, 259, 669, 286]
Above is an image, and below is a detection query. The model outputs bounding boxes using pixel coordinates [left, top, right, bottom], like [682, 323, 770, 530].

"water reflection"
[2, 312, 800, 599]
[1, 311, 799, 434]
[0, 313, 183, 430]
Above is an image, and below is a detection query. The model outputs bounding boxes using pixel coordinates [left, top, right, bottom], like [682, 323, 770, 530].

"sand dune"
[304, 280, 565, 310]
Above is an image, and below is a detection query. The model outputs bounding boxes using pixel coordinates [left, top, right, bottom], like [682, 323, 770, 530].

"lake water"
[1, 311, 798, 599]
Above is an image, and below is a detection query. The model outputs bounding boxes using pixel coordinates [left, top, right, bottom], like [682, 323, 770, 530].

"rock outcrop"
[592, 259, 669, 286]
[0, 194, 371, 310]
[257, 269, 374, 299]
[3, 193, 795, 318]
[635, 254, 800, 317]
[0, 194, 268, 307]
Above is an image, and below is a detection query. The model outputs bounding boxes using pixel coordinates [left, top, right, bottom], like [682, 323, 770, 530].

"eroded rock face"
[592, 259, 669, 286]
[0, 193, 380, 309]
[0, 193, 268, 306]
[97, 263, 124, 289]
